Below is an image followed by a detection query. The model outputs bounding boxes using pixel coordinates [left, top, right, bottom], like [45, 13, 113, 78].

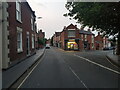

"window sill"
[17, 49, 23, 53]
[32, 47, 35, 49]
[17, 19, 22, 24]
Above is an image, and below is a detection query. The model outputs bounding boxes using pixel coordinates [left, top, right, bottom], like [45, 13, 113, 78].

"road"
[19, 47, 120, 88]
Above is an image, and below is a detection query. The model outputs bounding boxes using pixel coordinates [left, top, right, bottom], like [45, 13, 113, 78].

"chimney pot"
[88, 28, 91, 32]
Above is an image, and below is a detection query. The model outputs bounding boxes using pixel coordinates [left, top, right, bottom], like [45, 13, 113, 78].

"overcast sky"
[27, 0, 82, 39]
[27, 0, 99, 39]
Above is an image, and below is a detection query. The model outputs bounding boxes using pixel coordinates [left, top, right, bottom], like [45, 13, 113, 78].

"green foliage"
[64, 2, 120, 55]
[64, 2, 120, 36]
[38, 38, 46, 45]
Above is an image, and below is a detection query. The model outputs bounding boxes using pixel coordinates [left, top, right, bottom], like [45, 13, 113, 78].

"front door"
[26, 34, 30, 55]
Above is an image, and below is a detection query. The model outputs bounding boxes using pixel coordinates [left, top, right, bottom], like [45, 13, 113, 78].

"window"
[92, 35, 94, 43]
[81, 34, 83, 41]
[17, 27, 23, 53]
[68, 30, 75, 37]
[85, 35, 87, 41]
[92, 43, 94, 48]
[16, 0, 21, 22]
[31, 15, 34, 31]
[32, 34, 35, 49]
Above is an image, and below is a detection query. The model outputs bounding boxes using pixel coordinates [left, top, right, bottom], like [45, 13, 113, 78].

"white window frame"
[16, 0, 21, 22]
[92, 35, 94, 43]
[68, 29, 75, 37]
[32, 34, 35, 49]
[31, 15, 34, 31]
[17, 27, 23, 53]
[85, 35, 87, 41]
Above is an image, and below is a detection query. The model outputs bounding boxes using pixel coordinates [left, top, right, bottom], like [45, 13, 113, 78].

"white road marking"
[106, 58, 119, 69]
[16, 53, 45, 89]
[74, 54, 120, 75]
[69, 66, 89, 90]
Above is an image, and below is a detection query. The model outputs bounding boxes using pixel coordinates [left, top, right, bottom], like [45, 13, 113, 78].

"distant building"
[2, 1, 36, 69]
[37, 29, 45, 48]
[46, 38, 51, 45]
[79, 28, 95, 50]
[53, 23, 109, 51]
[60, 24, 80, 50]
[94, 32, 111, 50]
[60, 24, 95, 51]
[53, 32, 61, 47]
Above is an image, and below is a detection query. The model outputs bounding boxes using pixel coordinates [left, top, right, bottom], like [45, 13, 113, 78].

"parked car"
[103, 47, 110, 50]
[45, 44, 50, 49]
[103, 47, 115, 50]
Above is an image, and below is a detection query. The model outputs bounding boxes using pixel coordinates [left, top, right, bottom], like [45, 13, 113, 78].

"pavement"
[106, 52, 120, 67]
[2, 48, 45, 89]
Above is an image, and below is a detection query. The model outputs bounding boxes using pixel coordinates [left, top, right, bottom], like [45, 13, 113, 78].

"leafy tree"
[38, 38, 44, 45]
[38, 38, 46, 45]
[64, 2, 120, 55]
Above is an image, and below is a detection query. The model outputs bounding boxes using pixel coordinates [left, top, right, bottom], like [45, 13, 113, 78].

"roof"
[79, 30, 94, 35]
[55, 32, 61, 37]
[64, 23, 79, 30]
[25, 1, 36, 17]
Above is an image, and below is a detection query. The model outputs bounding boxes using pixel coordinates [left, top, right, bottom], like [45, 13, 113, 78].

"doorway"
[26, 32, 30, 55]
[67, 42, 78, 50]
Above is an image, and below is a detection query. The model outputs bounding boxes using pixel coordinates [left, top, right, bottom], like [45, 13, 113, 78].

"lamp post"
[35, 16, 42, 49]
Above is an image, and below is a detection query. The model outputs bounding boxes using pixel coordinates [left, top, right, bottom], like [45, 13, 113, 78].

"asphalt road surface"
[19, 47, 120, 89]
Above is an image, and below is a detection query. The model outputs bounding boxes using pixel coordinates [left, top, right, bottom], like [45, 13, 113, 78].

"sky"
[27, 0, 97, 39]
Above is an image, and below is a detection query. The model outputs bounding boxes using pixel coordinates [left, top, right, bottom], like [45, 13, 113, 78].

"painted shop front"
[64, 39, 79, 51]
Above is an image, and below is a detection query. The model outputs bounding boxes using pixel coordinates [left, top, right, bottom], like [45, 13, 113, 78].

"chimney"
[80, 26, 84, 30]
[40, 29, 42, 32]
[98, 32, 100, 35]
[88, 28, 91, 32]
[75, 25, 77, 27]
[64, 26, 66, 29]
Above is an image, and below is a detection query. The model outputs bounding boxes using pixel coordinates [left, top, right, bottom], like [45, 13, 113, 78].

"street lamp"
[37, 17, 42, 19]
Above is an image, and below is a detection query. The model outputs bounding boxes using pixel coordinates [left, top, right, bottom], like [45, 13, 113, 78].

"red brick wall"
[38, 30, 45, 39]
[94, 34, 103, 50]
[8, 2, 36, 62]
[60, 31, 65, 49]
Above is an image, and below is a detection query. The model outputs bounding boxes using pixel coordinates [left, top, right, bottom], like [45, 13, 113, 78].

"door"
[26, 33, 30, 55]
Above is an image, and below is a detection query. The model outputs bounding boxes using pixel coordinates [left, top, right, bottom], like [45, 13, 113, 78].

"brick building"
[60, 24, 80, 50]
[37, 29, 45, 48]
[60, 24, 95, 51]
[2, 1, 36, 69]
[53, 32, 61, 47]
[53, 23, 109, 51]
[94, 32, 111, 50]
[79, 28, 95, 50]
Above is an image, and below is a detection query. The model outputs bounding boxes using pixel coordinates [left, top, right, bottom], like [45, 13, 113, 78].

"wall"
[0, 1, 2, 89]
[2, 2, 10, 69]
[8, 2, 36, 63]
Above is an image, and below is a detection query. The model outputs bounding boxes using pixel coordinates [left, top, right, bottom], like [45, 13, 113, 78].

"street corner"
[106, 53, 120, 68]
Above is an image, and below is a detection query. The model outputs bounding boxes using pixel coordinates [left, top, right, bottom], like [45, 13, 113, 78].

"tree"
[64, 2, 120, 55]
[38, 38, 46, 46]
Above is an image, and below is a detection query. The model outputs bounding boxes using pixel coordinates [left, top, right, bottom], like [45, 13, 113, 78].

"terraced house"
[53, 24, 109, 51]
[2, 0, 37, 69]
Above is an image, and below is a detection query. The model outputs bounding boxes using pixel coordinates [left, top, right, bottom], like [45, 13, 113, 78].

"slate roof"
[55, 32, 61, 37]
[80, 30, 94, 35]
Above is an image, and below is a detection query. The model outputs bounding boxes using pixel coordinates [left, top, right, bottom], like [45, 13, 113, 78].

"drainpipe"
[2, 1, 10, 69]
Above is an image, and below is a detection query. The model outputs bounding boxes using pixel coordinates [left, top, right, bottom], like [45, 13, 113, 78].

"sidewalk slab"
[106, 53, 120, 67]
[2, 48, 45, 88]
